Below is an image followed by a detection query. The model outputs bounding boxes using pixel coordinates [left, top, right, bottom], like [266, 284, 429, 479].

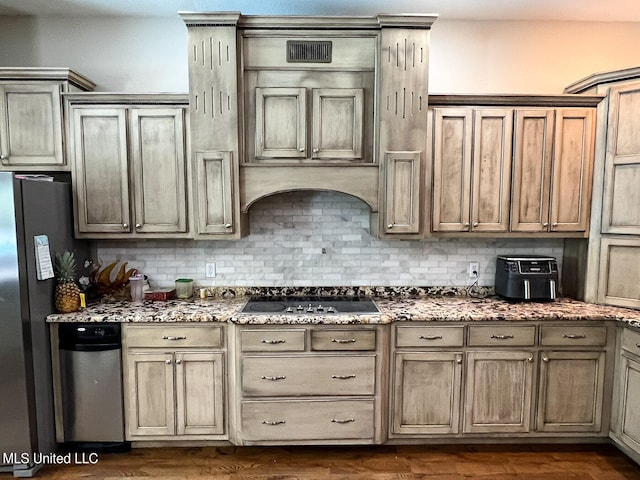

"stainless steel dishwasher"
[58, 323, 127, 448]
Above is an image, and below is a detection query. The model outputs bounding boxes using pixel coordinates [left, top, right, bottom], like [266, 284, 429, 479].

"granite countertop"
[46, 295, 640, 328]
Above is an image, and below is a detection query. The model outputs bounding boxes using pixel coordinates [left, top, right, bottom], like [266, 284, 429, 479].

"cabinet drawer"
[540, 325, 607, 347]
[622, 328, 640, 355]
[242, 355, 375, 396]
[396, 326, 464, 348]
[311, 329, 376, 351]
[125, 324, 223, 348]
[241, 399, 374, 441]
[467, 325, 536, 347]
[241, 329, 305, 352]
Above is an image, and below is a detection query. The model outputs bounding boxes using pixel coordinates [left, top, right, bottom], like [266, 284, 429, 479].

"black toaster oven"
[495, 255, 558, 301]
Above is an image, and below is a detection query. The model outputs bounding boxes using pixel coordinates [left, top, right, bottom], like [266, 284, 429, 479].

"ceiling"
[0, 0, 639, 22]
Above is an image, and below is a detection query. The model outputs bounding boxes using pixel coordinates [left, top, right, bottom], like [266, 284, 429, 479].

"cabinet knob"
[299, 148, 305, 153]
[473, 222, 479, 227]
[387, 224, 393, 229]
[135, 223, 141, 228]
[165, 359, 172, 365]
[552, 223, 558, 227]
[527, 356, 534, 363]
[543, 222, 549, 227]
[463, 222, 470, 229]
[456, 354, 463, 365]
[122, 223, 128, 229]
[542, 357, 549, 362]
[0, 154, 8, 163]
[225, 223, 232, 229]
[312, 148, 319, 154]
[175, 359, 182, 364]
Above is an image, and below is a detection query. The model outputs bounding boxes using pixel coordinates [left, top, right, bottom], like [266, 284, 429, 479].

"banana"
[110, 262, 129, 289]
[97, 260, 119, 286]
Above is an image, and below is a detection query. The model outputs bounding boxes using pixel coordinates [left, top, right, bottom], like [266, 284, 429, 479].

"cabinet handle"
[225, 223, 232, 229]
[419, 335, 443, 341]
[135, 223, 142, 228]
[490, 334, 514, 340]
[331, 374, 356, 380]
[331, 338, 356, 344]
[262, 420, 286, 425]
[562, 334, 586, 339]
[165, 359, 172, 365]
[175, 359, 182, 364]
[261, 375, 286, 381]
[542, 357, 549, 362]
[162, 335, 187, 341]
[261, 339, 286, 344]
[331, 418, 355, 424]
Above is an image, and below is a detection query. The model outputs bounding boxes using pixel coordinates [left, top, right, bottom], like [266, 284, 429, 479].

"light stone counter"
[46, 295, 640, 328]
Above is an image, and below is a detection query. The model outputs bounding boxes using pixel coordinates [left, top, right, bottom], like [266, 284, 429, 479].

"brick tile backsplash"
[94, 191, 565, 289]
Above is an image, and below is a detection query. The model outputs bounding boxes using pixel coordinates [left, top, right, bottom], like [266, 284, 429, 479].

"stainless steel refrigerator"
[0, 172, 87, 477]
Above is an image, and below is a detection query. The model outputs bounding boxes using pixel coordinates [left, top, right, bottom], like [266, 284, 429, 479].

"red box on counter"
[144, 288, 176, 301]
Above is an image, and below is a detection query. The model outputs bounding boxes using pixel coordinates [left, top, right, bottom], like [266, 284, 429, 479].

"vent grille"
[286, 40, 332, 63]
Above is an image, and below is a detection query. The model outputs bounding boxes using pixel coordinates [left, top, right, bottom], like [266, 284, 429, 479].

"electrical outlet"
[468, 262, 479, 278]
[205, 262, 216, 278]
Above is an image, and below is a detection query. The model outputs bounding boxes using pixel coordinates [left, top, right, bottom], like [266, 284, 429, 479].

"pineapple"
[54, 251, 81, 313]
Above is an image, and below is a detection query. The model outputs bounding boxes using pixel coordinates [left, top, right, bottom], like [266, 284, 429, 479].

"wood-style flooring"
[4, 444, 640, 479]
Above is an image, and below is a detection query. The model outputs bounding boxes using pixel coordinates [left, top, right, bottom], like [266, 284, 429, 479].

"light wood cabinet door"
[603, 82, 640, 234]
[175, 352, 225, 436]
[471, 108, 513, 232]
[383, 151, 421, 234]
[464, 351, 534, 433]
[618, 353, 640, 452]
[392, 352, 463, 435]
[72, 108, 131, 233]
[598, 238, 640, 308]
[0, 83, 64, 169]
[536, 351, 605, 433]
[432, 108, 473, 232]
[126, 352, 175, 438]
[255, 87, 306, 159]
[195, 150, 235, 234]
[130, 108, 187, 233]
[550, 108, 594, 232]
[511, 109, 554, 232]
[311, 88, 363, 160]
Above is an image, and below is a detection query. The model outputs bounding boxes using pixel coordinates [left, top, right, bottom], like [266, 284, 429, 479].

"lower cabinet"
[611, 327, 640, 462]
[390, 323, 612, 439]
[122, 324, 226, 440]
[234, 325, 385, 445]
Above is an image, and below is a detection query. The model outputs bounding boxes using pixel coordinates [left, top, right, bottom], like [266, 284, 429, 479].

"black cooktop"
[240, 296, 379, 314]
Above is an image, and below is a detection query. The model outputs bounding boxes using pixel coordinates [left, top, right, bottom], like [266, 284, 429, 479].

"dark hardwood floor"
[3, 444, 640, 479]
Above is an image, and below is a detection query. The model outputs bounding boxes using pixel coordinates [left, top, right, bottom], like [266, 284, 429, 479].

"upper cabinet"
[602, 82, 640, 235]
[181, 13, 436, 239]
[0, 68, 94, 171]
[429, 96, 600, 237]
[66, 94, 190, 238]
[511, 108, 594, 233]
[432, 107, 513, 233]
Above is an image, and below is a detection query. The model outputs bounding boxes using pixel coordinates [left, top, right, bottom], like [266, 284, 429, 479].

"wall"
[2, 15, 640, 93]
[94, 191, 565, 289]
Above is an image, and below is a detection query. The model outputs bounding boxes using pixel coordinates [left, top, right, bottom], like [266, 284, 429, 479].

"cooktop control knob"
[296, 305, 303, 311]
[317, 305, 324, 311]
[327, 306, 336, 313]
[306, 304, 314, 313]
[285, 307, 294, 313]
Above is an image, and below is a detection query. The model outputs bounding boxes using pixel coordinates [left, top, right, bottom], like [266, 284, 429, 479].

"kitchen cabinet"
[390, 325, 464, 436]
[123, 324, 226, 440]
[463, 350, 535, 434]
[432, 107, 513, 233]
[234, 324, 387, 444]
[0, 68, 94, 171]
[598, 238, 640, 309]
[602, 82, 640, 235]
[382, 151, 422, 235]
[254, 87, 364, 161]
[67, 95, 189, 238]
[194, 150, 236, 235]
[511, 108, 594, 233]
[611, 327, 640, 463]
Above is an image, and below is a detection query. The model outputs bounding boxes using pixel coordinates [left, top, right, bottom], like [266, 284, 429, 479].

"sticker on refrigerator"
[34, 234, 54, 280]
